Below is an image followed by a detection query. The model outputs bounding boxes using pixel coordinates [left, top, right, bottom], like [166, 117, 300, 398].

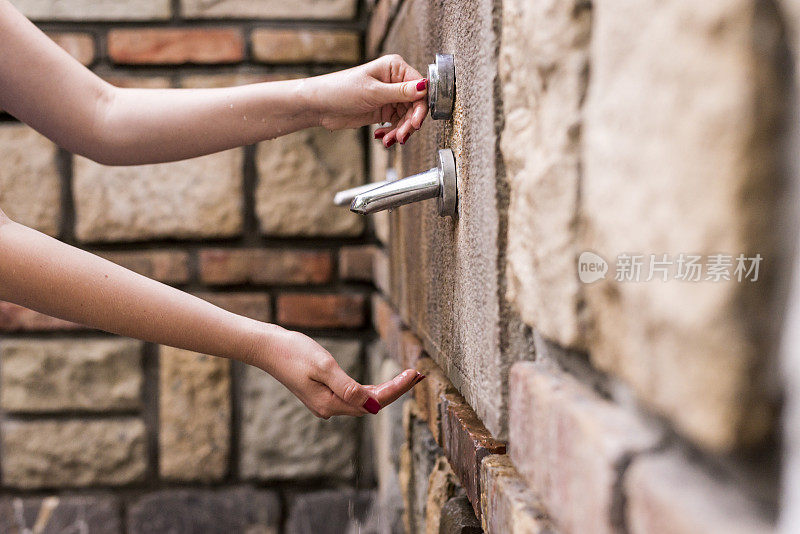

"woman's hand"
[253, 325, 424, 418]
[303, 54, 430, 147]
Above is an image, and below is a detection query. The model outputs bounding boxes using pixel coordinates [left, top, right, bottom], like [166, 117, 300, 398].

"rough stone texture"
[255, 128, 364, 237]
[127, 488, 280, 533]
[12, 0, 170, 20]
[366, 0, 400, 58]
[1, 338, 143, 412]
[277, 293, 365, 328]
[368, 125, 391, 246]
[441, 392, 507, 519]
[439, 496, 483, 534]
[0, 125, 60, 235]
[382, 0, 508, 439]
[373, 293, 405, 362]
[426, 456, 462, 534]
[240, 338, 360, 480]
[501, 0, 590, 348]
[0, 302, 84, 332]
[48, 32, 95, 65]
[481, 454, 555, 534]
[98, 250, 190, 284]
[409, 415, 444, 534]
[108, 28, 244, 64]
[2, 419, 147, 488]
[252, 29, 360, 63]
[374, 247, 391, 295]
[414, 356, 456, 445]
[199, 248, 332, 286]
[285, 489, 375, 534]
[74, 149, 243, 242]
[509, 362, 661, 534]
[193, 292, 271, 322]
[626, 451, 773, 534]
[180, 0, 356, 19]
[159, 347, 231, 481]
[582, 0, 785, 452]
[0, 494, 121, 534]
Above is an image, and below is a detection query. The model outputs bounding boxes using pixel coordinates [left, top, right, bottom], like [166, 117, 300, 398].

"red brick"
[108, 28, 244, 65]
[104, 75, 172, 89]
[480, 455, 554, 534]
[510, 362, 661, 534]
[372, 293, 403, 359]
[251, 29, 360, 64]
[0, 302, 84, 332]
[98, 250, 190, 284]
[339, 245, 377, 282]
[441, 392, 506, 520]
[194, 293, 271, 323]
[199, 248, 332, 286]
[277, 293, 364, 328]
[413, 356, 456, 445]
[47, 32, 95, 65]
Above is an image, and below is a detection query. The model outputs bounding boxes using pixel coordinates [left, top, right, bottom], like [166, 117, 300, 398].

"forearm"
[92, 79, 320, 165]
[0, 218, 269, 364]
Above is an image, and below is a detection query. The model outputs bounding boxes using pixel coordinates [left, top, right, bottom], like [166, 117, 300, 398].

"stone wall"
[0, 1, 383, 532]
[364, 0, 800, 532]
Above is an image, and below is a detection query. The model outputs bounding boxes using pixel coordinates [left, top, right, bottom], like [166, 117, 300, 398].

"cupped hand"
[305, 54, 429, 147]
[253, 325, 425, 418]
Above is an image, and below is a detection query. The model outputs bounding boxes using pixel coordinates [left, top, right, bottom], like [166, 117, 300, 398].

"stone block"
[410, 416, 444, 533]
[501, 0, 590, 348]
[98, 250, 190, 284]
[509, 362, 661, 534]
[481, 454, 555, 534]
[239, 338, 360, 480]
[74, 149, 242, 242]
[0, 125, 60, 235]
[277, 293, 365, 328]
[626, 451, 773, 534]
[48, 32, 95, 65]
[199, 248, 332, 286]
[0, 494, 121, 534]
[255, 128, 364, 237]
[439, 496, 482, 534]
[441, 393, 506, 519]
[413, 356, 456, 445]
[159, 347, 230, 481]
[13, 0, 170, 20]
[339, 245, 378, 282]
[127, 488, 280, 533]
[2, 419, 147, 488]
[285, 489, 375, 534]
[426, 456, 462, 534]
[252, 29, 360, 63]
[582, 0, 785, 452]
[1, 338, 142, 412]
[180, 0, 356, 19]
[108, 28, 244, 64]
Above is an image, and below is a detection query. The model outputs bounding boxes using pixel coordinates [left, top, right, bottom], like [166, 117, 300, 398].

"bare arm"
[0, 213, 423, 416]
[0, 0, 428, 165]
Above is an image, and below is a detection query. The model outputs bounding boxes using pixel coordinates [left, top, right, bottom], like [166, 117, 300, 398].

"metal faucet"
[334, 149, 457, 217]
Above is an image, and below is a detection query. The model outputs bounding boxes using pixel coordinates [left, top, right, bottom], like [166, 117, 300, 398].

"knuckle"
[342, 382, 363, 404]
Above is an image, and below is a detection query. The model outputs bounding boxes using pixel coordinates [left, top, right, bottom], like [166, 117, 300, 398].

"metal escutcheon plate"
[428, 54, 455, 120]
[437, 148, 457, 217]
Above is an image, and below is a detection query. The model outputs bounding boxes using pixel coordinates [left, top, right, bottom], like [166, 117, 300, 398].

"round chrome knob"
[427, 54, 455, 120]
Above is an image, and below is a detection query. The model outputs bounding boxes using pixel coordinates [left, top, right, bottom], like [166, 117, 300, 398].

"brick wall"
[364, 0, 796, 533]
[0, 1, 388, 532]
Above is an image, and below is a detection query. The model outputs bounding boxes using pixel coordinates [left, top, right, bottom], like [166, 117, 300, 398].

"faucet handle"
[333, 180, 391, 207]
[350, 149, 457, 217]
[428, 54, 455, 120]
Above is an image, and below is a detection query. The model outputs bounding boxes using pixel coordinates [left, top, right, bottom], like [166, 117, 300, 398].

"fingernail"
[400, 133, 410, 145]
[363, 397, 381, 414]
[386, 138, 396, 148]
[416, 79, 429, 91]
[412, 374, 426, 386]
[374, 131, 385, 139]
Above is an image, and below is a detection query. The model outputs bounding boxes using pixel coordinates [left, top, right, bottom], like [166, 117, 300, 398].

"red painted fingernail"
[363, 397, 381, 414]
[400, 133, 410, 145]
[412, 374, 426, 386]
[386, 138, 396, 148]
[416, 79, 429, 91]
[374, 131, 385, 139]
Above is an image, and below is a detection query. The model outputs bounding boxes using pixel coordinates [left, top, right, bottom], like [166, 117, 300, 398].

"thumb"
[327, 365, 381, 414]
[373, 78, 428, 105]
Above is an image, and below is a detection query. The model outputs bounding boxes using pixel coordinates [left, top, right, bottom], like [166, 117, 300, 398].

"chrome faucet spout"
[350, 169, 441, 215]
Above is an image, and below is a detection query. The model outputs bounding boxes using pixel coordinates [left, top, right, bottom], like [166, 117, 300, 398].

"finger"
[410, 99, 429, 130]
[365, 369, 422, 407]
[373, 78, 428, 105]
[324, 389, 367, 417]
[325, 363, 381, 414]
[396, 107, 417, 145]
[373, 127, 391, 141]
[383, 128, 399, 148]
